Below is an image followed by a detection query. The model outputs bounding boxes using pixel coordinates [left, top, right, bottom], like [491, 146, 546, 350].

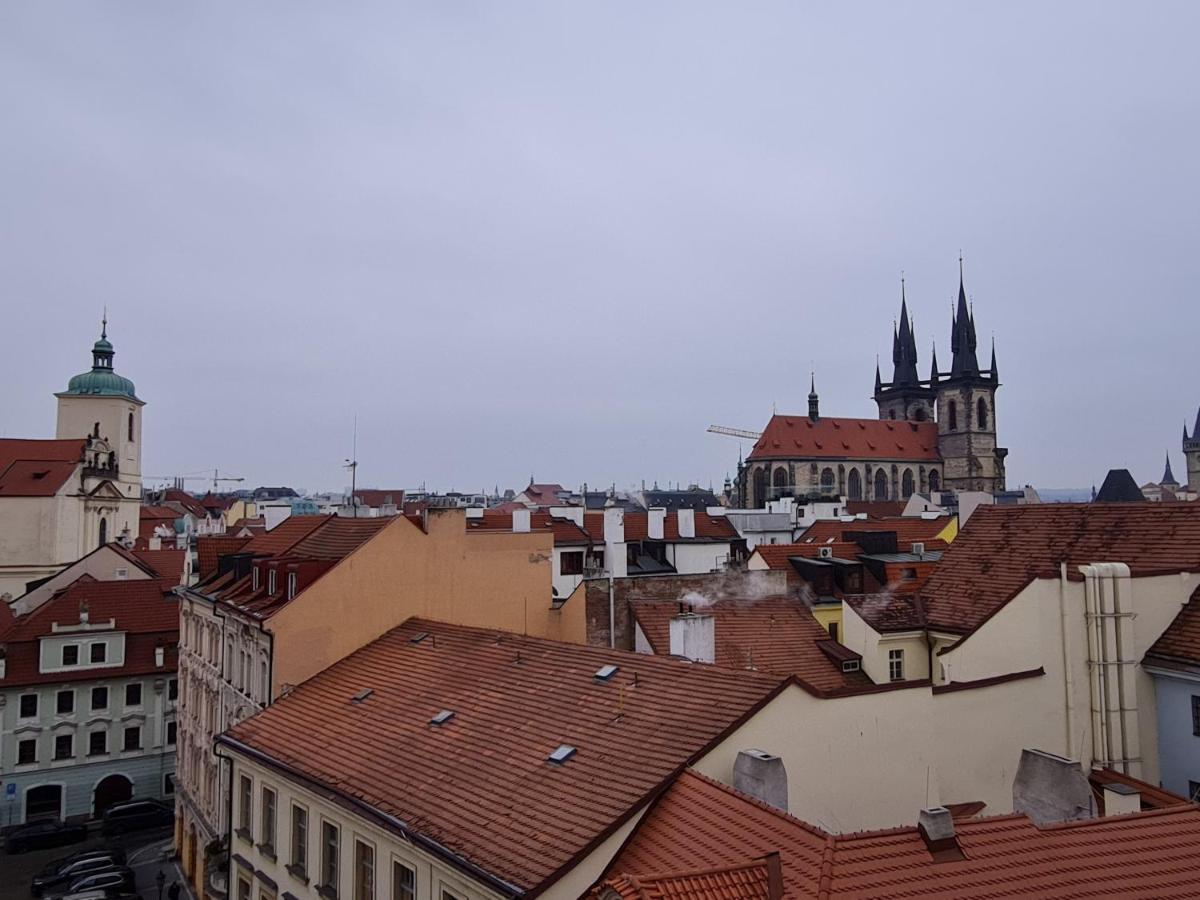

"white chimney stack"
[550, 506, 584, 526]
[1102, 783, 1141, 817]
[648, 508, 666, 540]
[513, 509, 531, 533]
[603, 507, 625, 545]
[669, 611, 715, 663]
[677, 508, 696, 539]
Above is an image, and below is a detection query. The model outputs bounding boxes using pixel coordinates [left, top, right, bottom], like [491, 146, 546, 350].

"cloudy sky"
[2, 3, 1197, 495]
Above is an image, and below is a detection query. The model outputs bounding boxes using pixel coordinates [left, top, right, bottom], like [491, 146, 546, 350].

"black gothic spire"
[950, 257, 980, 379]
[891, 280, 921, 387]
[929, 342, 939, 382]
[1162, 452, 1178, 486]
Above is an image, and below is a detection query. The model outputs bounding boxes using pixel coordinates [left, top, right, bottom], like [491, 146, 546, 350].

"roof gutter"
[214, 735, 526, 898]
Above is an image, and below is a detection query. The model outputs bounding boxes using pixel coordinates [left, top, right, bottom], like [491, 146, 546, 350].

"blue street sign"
[5, 783, 15, 799]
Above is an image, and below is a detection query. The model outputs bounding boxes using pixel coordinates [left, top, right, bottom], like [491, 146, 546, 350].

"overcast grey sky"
[2, 3, 1197, 495]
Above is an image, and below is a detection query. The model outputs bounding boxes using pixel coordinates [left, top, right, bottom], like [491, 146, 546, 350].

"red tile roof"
[195, 535, 252, 581]
[466, 510, 591, 545]
[797, 516, 950, 547]
[920, 504, 1200, 635]
[0, 576, 178, 688]
[747, 416, 939, 462]
[750, 542, 865, 571]
[279, 516, 391, 560]
[602, 768, 1200, 899]
[592, 859, 775, 900]
[141, 505, 181, 520]
[352, 489, 405, 508]
[585, 511, 740, 543]
[239, 515, 327, 555]
[520, 483, 568, 505]
[0, 459, 80, 497]
[630, 597, 869, 692]
[842, 500, 909, 518]
[0, 438, 86, 468]
[130, 549, 187, 584]
[844, 593, 924, 633]
[162, 488, 211, 519]
[220, 618, 786, 894]
[1144, 582, 1200, 667]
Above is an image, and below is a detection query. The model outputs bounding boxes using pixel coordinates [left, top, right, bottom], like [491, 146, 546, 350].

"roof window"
[548, 744, 577, 764]
[409, 631, 430, 644]
[352, 689, 373, 703]
[594, 664, 619, 681]
[430, 709, 455, 726]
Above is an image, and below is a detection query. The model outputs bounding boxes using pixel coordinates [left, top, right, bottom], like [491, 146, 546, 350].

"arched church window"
[93, 422, 100, 438]
[773, 467, 788, 499]
[847, 469, 863, 501]
[929, 470, 941, 492]
[914, 407, 927, 422]
[948, 401, 958, 431]
[98, 517, 108, 546]
[820, 467, 835, 495]
[874, 469, 888, 500]
[753, 468, 768, 507]
[128, 413, 135, 442]
[902, 469, 915, 498]
[977, 398, 988, 430]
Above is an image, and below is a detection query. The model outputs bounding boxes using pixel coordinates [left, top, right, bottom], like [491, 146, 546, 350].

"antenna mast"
[344, 415, 359, 518]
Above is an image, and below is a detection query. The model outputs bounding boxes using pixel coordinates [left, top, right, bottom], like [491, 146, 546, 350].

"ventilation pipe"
[1080, 563, 1139, 775]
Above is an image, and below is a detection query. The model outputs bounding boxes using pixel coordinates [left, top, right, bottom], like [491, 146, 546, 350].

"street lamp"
[156, 869, 166, 900]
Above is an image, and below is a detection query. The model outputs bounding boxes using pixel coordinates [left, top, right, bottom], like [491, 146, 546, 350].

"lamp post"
[156, 869, 166, 900]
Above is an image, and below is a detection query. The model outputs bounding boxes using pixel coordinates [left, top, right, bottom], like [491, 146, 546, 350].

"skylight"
[548, 744, 577, 764]
[351, 689, 373, 703]
[430, 709, 455, 725]
[594, 664, 619, 681]
[409, 631, 429, 644]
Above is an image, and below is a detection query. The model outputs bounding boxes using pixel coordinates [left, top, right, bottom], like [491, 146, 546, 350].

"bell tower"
[1184, 410, 1200, 493]
[935, 261, 1006, 493]
[875, 279, 936, 422]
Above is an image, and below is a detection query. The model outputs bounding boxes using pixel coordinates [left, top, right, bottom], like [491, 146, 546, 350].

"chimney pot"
[917, 807, 963, 860]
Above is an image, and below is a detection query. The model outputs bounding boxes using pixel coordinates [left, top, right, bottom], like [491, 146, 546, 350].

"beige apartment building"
[175, 508, 569, 898]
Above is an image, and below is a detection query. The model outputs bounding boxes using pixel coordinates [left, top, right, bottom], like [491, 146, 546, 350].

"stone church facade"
[738, 268, 1007, 507]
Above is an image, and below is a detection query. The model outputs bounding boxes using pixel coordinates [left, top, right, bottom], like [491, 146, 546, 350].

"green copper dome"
[61, 318, 139, 400]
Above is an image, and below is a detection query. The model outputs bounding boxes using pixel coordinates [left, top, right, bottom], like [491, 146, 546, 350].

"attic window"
[594, 664, 619, 681]
[842, 659, 861, 673]
[548, 744, 577, 764]
[32, 470, 49, 480]
[351, 689, 373, 703]
[409, 631, 429, 644]
[430, 709, 455, 725]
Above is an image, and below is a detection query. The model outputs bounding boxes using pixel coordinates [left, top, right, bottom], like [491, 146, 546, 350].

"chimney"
[551, 506, 584, 526]
[603, 507, 625, 545]
[677, 508, 696, 539]
[917, 807, 963, 860]
[155, 645, 165, 667]
[1012, 749, 1096, 825]
[79, 600, 89, 625]
[669, 611, 715, 663]
[764, 852, 783, 900]
[648, 507, 666, 540]
[1102, 783, 1141, 817]
[733, 749, 788, 812]
[513, 509, 531, 533]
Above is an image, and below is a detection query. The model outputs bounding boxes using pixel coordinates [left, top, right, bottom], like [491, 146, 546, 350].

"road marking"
[128, 838, 172, 865]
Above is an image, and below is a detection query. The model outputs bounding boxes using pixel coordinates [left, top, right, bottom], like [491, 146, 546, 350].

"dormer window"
[252, 567, 260, 591]
[268, 570, 277, 595]
[62, 645, 79, 666]
[287, 572, 297, 600]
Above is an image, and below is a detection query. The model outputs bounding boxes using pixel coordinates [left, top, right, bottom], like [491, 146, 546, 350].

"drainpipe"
[1081, 566, 1108, 767]
[608, 572, 616, 649]
[1058, 563, 1074, 759]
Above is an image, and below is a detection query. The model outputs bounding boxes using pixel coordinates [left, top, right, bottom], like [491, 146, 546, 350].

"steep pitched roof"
[239, 515, 328, 555]
[592, 859, 775, 900]
[1094, 468, 1147, 502]
[130, 549, 187, 584]
[919, 504, 1200, 634]
[602, 769, 1200, 899]
[747, 416, 939, 462]
[797, 516, 951, 547]
[220, 618, 785, 895]
[0, 459, 80, 497]
[465, 510, 592, 545]
[750, 542, 863, 571]
[844, 593, 925, 633]
[0, 438, 85, 469]
[1145, 582, 1200, 668]
[630, 597, 869, 692]
[195, 535, 252, 581]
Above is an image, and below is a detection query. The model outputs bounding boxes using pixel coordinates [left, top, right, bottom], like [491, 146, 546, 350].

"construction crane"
[707, 425, 762, 441]
[145, 469, 246, 492]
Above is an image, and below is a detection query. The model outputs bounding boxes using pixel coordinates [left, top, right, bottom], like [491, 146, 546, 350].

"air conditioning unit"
[911, 542, 925, 556]
[818, 546, 834, 559]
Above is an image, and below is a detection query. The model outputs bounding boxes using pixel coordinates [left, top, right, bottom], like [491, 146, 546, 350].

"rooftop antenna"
[344, 415, 359, 517]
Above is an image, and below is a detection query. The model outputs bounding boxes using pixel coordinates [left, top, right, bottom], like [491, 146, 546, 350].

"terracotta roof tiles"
[239, 515, 328, 555]
[1145, 582, 1200, 667]
[196, 535, 252, 581]
[221, 618, 785, 894]
[797, 516, 950, 547]
[747, 416, 939, 462]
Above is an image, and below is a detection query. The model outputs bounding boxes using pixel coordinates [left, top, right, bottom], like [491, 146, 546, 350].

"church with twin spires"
[737, 265, 1008, 508]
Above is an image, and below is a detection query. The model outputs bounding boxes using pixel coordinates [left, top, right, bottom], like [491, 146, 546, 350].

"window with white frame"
[238, 774, 253, 836]
[260, 786, 276, 854]
[391, 861, 415, 900]
[291, 804, 308, 876]
[90, 642, 107, 663]
[287, 571, 297, 599]
[354, 840, 375, 900]
[268, 570, 276, 595]
[888, 648, 905, 681]
[321, 820, 340, 895]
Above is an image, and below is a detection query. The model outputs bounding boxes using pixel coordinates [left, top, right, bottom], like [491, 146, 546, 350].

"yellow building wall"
[810, 602, 842, 637]
[268, 508, 582, 692]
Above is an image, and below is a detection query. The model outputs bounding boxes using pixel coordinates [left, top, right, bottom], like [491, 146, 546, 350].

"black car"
[5, 819, 89, 855]
[31, 852, 125, 897]
[49, 868, 136, 900]
[99, 800, 173, 836]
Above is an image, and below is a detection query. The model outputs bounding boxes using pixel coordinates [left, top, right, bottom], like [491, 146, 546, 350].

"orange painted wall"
[266, 508, 583, 692]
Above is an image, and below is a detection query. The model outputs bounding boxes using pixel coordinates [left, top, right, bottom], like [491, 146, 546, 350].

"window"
[98, 517, 108, 546]
[354, 841, 375, 900]
[18, 739, 37, 765]
[125, 682, 142, 706]
[261, 786, 277, 854]
[128, 412, 135, 442]
[391, 862, 415, 900]
[90, 642, 107, 663]
[19, 693, 37, 718]
[115, 567, 129, 580]
[321, 821, 340, 895]
[888, 648, 905, 682]
[164, 773, 175, 795]
[268, 570, 277, 595]
[54, 734, 73, 760]
[169, 678, 178, 701]
[89, 730, 108, 756]
[560, 551, 584, 576]
[977, 397, 989, 429]
[291, 804, 309, 876]
[91, 686, 109, 710]
[237, 875, 251, 900]
[252, 568, 260, 591]
[828, 622, 839, 642]
[1192, 695, 1200, 737]
[167, 721, 177, 746]
[238, 775, 253, 836]
[1189, 781, 1200, 803]
[900, 567, 917, 580]
[56, 690, 74, 715]
[123, 725, 141, 751]
[287, 571, 298, 600]
[261, 661, 269, 701]
[62, 645, 79, 666]
[948, 400, 958, 431]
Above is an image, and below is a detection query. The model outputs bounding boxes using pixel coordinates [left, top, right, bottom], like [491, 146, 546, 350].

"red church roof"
[747, 416, 939, 462]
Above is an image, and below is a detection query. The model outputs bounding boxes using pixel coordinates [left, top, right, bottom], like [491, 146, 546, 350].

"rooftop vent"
[818, 546, 834, 559]
[548, 744, 577, 764]
[352, 689, 373, 703]
[911, 542, 926, 557]
[430, 709, 455, 726]
[917, 807, 964, 861]
[594, 664, 619, 681]
[409, 631, 429, 644]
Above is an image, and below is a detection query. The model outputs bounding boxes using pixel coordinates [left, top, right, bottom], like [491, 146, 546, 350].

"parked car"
[31, 852, 124, 897]
[47, 868, 135, 900]
[99, 799, 173, 836]
[60, 888, 142, 900]
[5, 819, 89, 854]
